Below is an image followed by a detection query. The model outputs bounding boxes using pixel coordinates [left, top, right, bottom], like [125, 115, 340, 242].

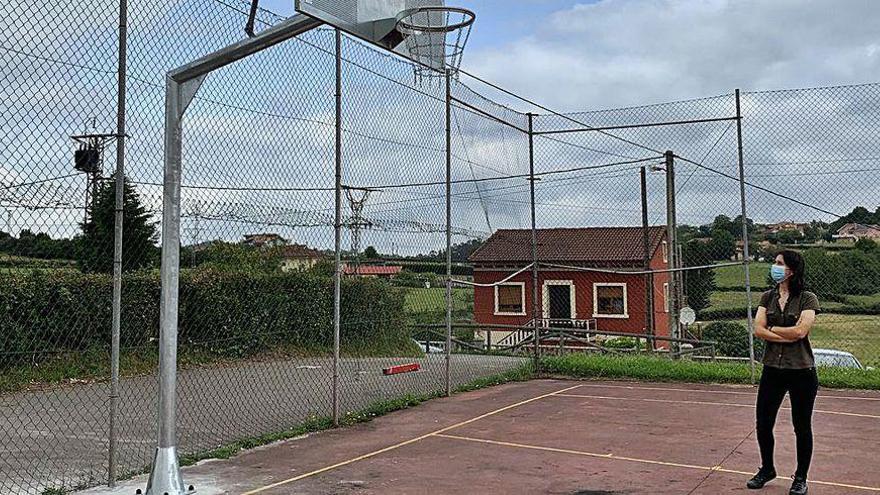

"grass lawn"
[541, 353, 880, 390]
[707, 291, 849, 312]
[403, 287, 472, 314]
[713, 262, 771, 289]
[809, 313, 880, 367]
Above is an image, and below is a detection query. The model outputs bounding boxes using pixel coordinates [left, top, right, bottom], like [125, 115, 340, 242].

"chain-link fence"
[2, 0, 879, 493]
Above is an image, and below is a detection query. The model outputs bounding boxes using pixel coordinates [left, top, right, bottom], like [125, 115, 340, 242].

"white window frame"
[593, 282, 629, 319]
[661, 240, 668, 263]
[663, 283, 670, 313]
[494, 282, 527, 316]
[542, 280, 576, 320]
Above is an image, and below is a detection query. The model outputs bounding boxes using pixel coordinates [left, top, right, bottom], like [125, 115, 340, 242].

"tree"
[680, 240, 716, 312]
[363, 246, 379, 259]
[830, 206, 875, 231]
[711, 215, 735, 236]
[731, 215, 755, 237]
[775, 229, 803, 245]
[78, 175, 159, 273]
[855, 238, 878, 253]
[707, 229, 736, 261]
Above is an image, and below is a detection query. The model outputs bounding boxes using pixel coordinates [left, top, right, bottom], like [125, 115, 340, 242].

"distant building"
[280, 244, 326, 272]
[765, 222, 809, 235]
[469, 226, 671, 349]
[242, 233, 286, 248]
[343, 264, 402, 278]
[833, 223, 880, 242]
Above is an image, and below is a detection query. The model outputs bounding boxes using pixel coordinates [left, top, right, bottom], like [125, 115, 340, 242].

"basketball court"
[90, 378, 880, 494]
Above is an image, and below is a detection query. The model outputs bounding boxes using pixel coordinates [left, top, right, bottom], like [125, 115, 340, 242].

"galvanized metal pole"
[445, 69, 453, 397]
[528, 113, 539, 368]
[332, 29, 343, 425]
[146, 77, 187, 495]
[664, 150, 679, 356]
[735, 89, 757, 383]
[145, 15, 321, 495]
[640, 167, 655, 351]
[108, 0, 128, 487]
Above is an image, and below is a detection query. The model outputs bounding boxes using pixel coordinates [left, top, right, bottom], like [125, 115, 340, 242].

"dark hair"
[778, 249, 806, 296]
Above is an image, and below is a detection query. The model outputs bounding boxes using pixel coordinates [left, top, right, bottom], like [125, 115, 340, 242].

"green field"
[707, 291, 850, 312]
[713, 262, 771, 289]
[403, 287, 473, 314]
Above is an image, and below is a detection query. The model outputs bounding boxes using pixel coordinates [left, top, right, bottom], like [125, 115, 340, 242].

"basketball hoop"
[396, 6, 475, 83]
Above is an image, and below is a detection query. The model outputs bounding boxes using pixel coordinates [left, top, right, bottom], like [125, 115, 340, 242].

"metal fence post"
[664, 150, 680, 356]
[332, 28, 343, 426]
[108, 0, 128, 486]
[640, 166, 655, 352]
[528, 113, 540, 368]
[445, 68, 453, 397]
[735, 89, 758, 383]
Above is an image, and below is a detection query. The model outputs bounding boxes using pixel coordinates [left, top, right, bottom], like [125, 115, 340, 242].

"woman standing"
[747, 250, 819, 495]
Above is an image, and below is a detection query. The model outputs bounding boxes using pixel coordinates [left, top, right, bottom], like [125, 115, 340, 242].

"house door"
[548, 285, 573, 319]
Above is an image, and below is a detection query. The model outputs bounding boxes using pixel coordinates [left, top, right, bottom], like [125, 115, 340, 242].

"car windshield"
[815, 353, 859, 368]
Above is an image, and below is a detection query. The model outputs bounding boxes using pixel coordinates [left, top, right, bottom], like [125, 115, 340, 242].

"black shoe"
[789, 476, 808, 495]
[747, 468, 777, 489]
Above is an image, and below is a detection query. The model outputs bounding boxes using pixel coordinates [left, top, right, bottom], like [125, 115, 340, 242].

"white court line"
[573, 382, 880, 401]
[241, 383, 582, 494]
[436, 433, 880, 492]
[556, 393, 880, 419]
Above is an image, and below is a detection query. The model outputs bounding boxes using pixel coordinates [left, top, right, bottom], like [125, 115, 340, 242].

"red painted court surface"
[178, 379, 880, 494]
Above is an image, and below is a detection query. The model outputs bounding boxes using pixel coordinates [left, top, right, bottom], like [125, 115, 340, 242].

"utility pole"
[640, 167, 655, 351]
[664, 150, 680, 356]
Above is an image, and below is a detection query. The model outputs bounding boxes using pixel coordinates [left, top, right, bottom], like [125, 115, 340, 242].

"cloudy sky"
[262, 0, 880, 111]
[3, 0, 878, 255]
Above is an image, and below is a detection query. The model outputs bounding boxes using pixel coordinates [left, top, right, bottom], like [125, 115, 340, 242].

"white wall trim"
[494, 282, 527, 316]
[593, 282, 629, 319]
[663, 283, 670, 313]
[542, 279, 576, 319]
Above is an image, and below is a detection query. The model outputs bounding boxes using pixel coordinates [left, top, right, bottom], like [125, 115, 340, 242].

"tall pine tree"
[78, 174, 159, 273]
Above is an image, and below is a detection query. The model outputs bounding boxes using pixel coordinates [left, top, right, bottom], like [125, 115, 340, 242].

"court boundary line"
[555, 393, 880, 419]
[435, 433, 880, 492]
[573, 383, 880, 401]
[240, 383, 582, 494]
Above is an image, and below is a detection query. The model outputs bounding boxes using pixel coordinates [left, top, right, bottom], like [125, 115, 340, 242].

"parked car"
[411, 338, 444, 354]
[813, 348, 867, 369]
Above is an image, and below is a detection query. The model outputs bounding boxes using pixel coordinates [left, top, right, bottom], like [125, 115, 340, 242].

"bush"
[0, 269, 407, 366]
[602, 337, 640, 349]
[703, 320, 763, 358]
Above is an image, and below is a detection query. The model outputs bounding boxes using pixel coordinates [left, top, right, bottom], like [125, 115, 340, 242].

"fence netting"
[1, 0, 879, 493]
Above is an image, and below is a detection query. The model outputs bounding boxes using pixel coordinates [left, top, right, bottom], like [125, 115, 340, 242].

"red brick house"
[468, 227, 671, 347]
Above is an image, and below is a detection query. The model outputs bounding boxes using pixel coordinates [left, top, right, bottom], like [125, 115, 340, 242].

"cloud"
[466, 0, 880, 110]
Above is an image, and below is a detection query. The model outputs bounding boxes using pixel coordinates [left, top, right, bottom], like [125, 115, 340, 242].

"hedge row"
[0, 269, 406, 364]
[397, 261, 473, 276]
[697, 304, 880, 321]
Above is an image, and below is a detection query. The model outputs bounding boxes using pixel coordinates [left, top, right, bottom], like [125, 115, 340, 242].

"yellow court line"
[573, 383, 880, 402]
[241, 383, 583, 495]
[556, 393, 880, 419]
[436, 433, 880, 493]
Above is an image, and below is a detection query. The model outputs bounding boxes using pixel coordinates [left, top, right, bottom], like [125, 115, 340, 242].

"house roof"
[836, 223, 880, 235]
[280, 244, 324, 259]
[343, 265, 402, 276]
[468, 227, 667, 265]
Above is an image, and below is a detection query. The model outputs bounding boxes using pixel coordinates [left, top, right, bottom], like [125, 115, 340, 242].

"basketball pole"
[528, 113, 539, 368]
[445, 68, 453, 397]
[148, 15, 321, 495]
[332, 28, 343, 426]
[735, 89, 757, 384]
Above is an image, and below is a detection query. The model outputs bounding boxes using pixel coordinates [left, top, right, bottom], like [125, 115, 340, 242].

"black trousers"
[756, 365, 819, 478]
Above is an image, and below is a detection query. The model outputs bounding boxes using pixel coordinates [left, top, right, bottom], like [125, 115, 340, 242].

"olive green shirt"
[759, 289, 820, 369]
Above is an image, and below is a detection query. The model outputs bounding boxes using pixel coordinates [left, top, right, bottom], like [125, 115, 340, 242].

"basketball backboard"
[294, 0, 451, 71]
